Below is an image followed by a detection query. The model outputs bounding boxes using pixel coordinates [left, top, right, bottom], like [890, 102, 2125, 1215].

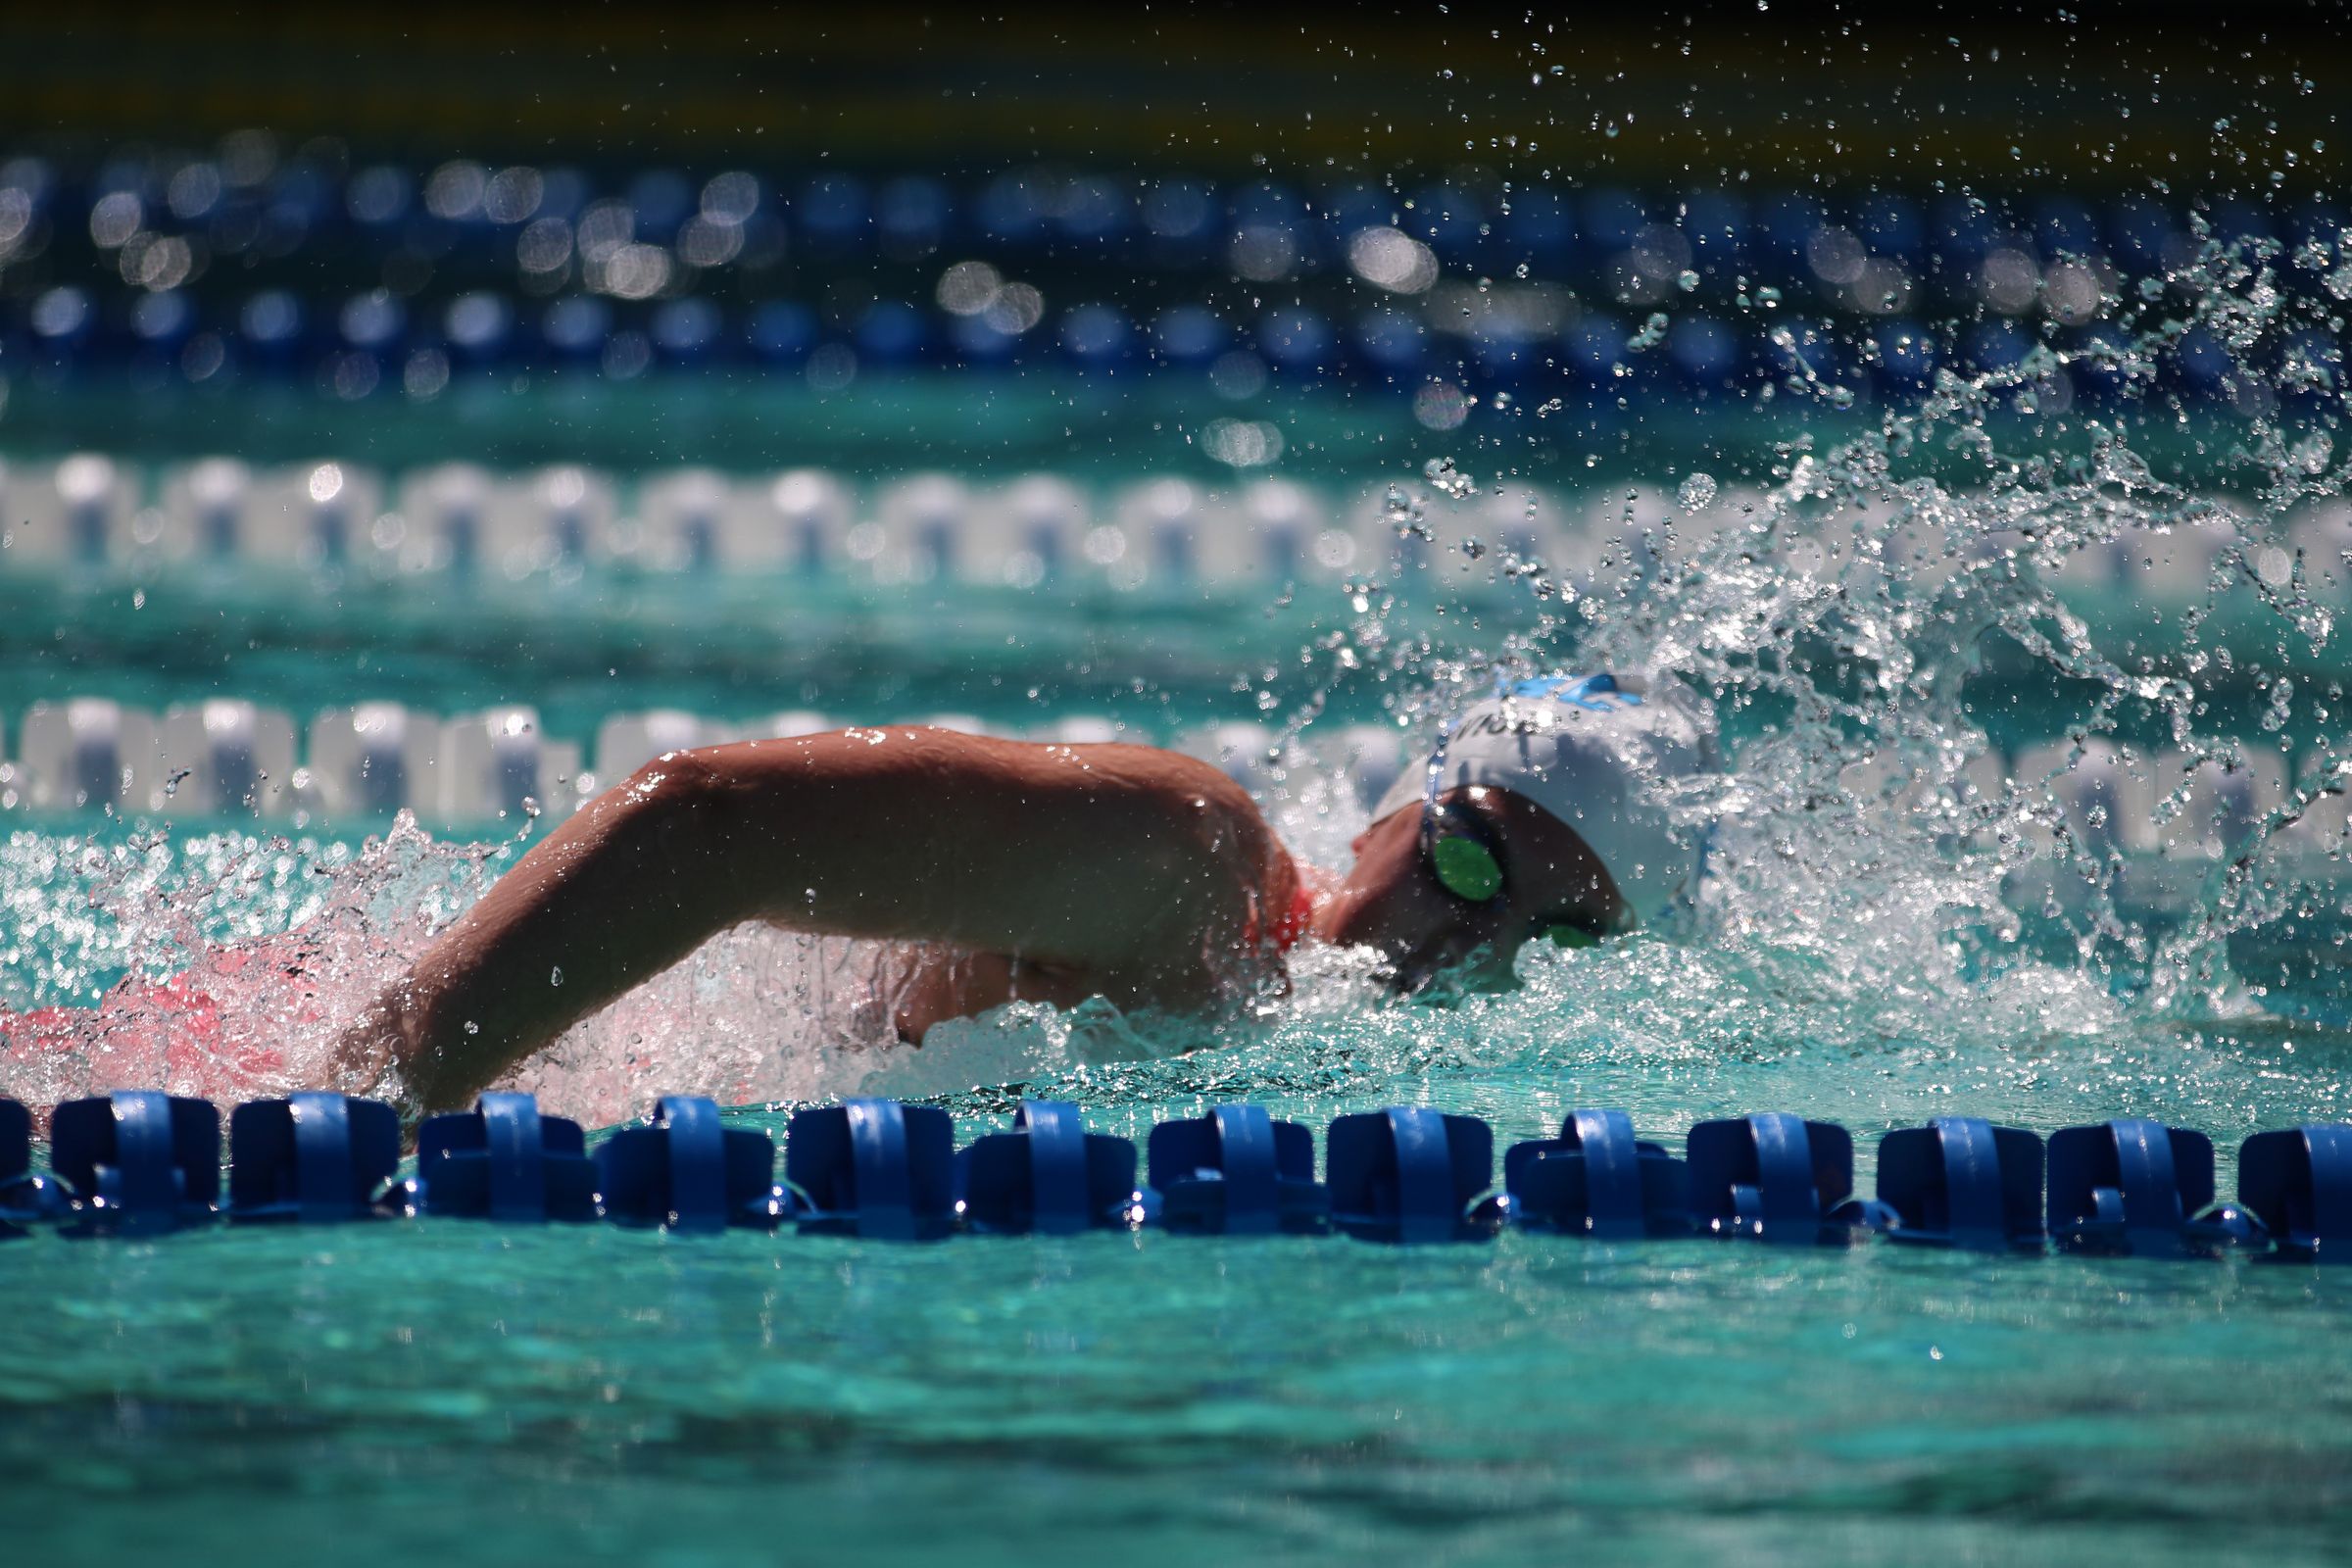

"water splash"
[1316, 220, 2350, 1041]
[0, 817, 496, 1108]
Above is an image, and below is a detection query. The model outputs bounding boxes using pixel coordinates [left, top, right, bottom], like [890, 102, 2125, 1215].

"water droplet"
[1678, 472, 1719, 509]
[1422, 458, 1476, 500]
[1678, 270, 1700, 292]
[550, 966, 564, 987]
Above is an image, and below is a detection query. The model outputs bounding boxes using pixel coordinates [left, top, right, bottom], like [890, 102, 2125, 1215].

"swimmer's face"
[1311, 786, 1625, 992]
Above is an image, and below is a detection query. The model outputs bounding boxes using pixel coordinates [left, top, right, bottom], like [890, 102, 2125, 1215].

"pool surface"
[5, 13, 2352, 1561]
[6, 1010, 2352, 1567]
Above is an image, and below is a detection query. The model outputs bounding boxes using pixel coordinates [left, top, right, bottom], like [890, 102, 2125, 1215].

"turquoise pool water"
[5, 962, 2351, 1566]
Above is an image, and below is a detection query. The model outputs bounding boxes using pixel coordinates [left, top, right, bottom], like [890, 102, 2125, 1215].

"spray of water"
[1274, 217, 2350, 1060]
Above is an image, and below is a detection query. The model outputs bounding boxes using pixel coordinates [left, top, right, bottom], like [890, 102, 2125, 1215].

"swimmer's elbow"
[577, 749, 774, 923]
[603, 750, 754, 864]
[611, 747, 743, 819]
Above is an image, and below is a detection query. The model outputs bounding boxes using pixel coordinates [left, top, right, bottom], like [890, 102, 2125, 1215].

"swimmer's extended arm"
[338, 728, 1295, 1110]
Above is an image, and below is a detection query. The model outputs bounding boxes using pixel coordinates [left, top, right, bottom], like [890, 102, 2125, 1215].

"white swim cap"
[1371, 672, 1715, 925]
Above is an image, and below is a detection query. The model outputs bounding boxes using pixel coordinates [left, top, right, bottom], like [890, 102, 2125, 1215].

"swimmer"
[339, 673, 1713, 1111]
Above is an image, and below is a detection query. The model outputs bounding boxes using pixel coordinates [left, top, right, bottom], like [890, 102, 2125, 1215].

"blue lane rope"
[594, 1095, 781, 1232]
[2240, 1125, 2352, 1259]
[1146, 1104, 1326, 1235]
[410, 1093, 599, 1222]
[48, 1092, 219, 1237]
[1687, 1113, 1867, 1246]
[3, 1091, 2350, 1258]
[784, 1098, 957, 1240]
[227, 1091, 402, 1223]
[1326, 1107, 1498, 1242]
[957, 1100, 1139, 1235]
[1503, 1108, 1687, 1239]
[0, 1096, 63, 1235]
[1874, 1116, 2045, 1251]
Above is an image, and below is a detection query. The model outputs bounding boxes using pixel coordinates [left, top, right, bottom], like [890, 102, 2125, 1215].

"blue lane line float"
[2236, 1124, 2352, 1261]
[228, 1092, 403, 1223]
[957, 1100, 1141, 1235]
[0, 1099, 24, 1187]
[2046, 1118, 2264, 1257]
[2049, 1118, 2202, 1257]
[1505, 1107, 1690, 1238]
[1, 1097, 67, 1234]
[408, 1092, 600, 1222]
[48, 1091, 220, 1236]
[1326, 1106, 1499, 1243]
[1686, 1112, 1864, 1245]
[0, 1097, 25, 1234]
[17, 1086, 2352, 1259]
[786, 1097, 957, 1240]
[1872, 1116, 2046, 1251]
[1146, 1103, 1329, 1235]
[595, 1094, 784, 1232]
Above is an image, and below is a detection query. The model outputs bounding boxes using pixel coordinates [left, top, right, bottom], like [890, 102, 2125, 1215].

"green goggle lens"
[1429, 833, 1505, 903]
[1538, 922, 1599, 950]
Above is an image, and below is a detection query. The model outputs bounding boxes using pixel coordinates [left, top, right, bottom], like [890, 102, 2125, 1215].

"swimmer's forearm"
[352, 751, 770, 1108]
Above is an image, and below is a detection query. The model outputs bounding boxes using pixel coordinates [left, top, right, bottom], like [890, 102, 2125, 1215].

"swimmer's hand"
[336, 727, 1297, 1110]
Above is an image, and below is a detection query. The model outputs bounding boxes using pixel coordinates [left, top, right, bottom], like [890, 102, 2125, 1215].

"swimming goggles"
[1416, 714, 1602, 951]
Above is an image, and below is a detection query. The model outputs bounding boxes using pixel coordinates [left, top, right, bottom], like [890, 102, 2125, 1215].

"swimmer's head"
[1311, 673, 1714, 990]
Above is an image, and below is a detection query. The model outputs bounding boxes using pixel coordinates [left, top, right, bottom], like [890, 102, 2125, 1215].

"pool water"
[6, 224, 2352, 1564]
[4, 987, 2350, 1566]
